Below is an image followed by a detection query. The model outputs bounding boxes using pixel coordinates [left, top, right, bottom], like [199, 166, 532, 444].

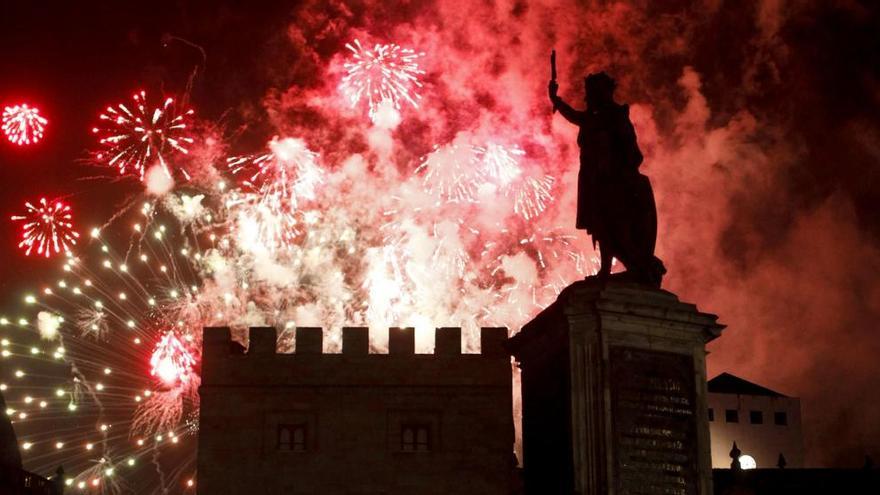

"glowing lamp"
[739, 454, 757, 470]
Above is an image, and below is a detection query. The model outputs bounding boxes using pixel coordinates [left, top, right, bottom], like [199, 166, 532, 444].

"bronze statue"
[549, 58, 665, 286]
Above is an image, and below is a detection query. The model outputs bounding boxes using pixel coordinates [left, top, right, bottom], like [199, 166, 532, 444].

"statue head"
[584, 72, 616, 108]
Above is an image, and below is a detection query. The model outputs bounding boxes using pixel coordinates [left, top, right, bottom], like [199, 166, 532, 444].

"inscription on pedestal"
[609, 347, 698, 495]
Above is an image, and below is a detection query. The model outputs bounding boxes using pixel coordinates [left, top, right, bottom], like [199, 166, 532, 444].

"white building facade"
[707, 373, 804, 468]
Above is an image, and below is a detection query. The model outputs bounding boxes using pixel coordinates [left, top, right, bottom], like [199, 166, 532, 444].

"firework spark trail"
[417, 141, 557, 219]
[476, 143, 524, 187]
[416, 143, 484, 203]
[362, 245, 412, 332]
[67, 359, 123, 495]
[2, 104, 48, 145]
[71, 457, 125, 495]
[149, 332, 196, 386]
[6, 220, 206, 491]
[510, 173, 556, 221]
[517, 228, 584, 271]
[92, 91, 195, 182]
[229, 138, 323, 208]
[11, 198, 80, 258]
[340, 39, 425, 123]
[474, 143, 556, 220]
[228, 138, 323, 251]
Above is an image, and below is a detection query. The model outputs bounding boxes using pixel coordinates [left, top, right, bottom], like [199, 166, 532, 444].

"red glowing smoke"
[258, 0, 880, 466]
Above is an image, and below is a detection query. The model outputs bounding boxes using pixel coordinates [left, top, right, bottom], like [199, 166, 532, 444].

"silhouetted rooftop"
[708, 373, 787, 398]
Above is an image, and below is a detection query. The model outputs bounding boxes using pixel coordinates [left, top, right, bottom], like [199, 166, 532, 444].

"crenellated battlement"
[200, 326, 511, 388]
[203, 326, 508, 355]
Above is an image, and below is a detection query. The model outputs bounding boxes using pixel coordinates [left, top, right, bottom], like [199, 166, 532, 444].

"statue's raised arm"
[548, 80, 585, 125]
[549, 67, 666, 287]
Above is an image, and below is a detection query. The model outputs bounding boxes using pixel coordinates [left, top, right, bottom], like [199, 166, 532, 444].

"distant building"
[707, 373, 804, 469]
[197, 326, 515, 495]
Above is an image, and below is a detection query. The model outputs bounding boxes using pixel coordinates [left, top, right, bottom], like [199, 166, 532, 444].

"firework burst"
[475, 144, 556, 220]
[227, 138, 323, 251]
[11, 198, 80, 258]
[149, 332, 197, 386]
[416, 143, 484, 203]
[340, 39, 425, 123]
[228, 138, 323, 209]
[518, 227, 585, 272]
[92, 91, 195, 181]
[481, 226, 589, 312]
[477, 143, 524, 187]
[508, 172, 555, 220]
[2, 104, 48, 145]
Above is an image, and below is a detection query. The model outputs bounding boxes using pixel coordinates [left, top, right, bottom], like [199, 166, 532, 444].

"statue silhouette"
[549, 70, 666, 286]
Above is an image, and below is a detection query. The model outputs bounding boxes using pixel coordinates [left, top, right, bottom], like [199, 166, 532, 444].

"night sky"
[1, 0, 879, 485]
[0, 1, 295, 294]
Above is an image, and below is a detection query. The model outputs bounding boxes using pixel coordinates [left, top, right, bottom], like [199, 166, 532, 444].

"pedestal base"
[508, 277, 724, 495]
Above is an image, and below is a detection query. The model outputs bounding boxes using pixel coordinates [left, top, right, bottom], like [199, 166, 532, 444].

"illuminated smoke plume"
[36, 311, 61, 341]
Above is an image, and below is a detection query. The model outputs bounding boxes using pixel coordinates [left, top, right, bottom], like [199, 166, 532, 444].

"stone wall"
[197, 326, 514, 495]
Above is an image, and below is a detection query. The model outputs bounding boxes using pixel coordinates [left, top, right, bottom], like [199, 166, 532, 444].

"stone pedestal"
[508, 277, 724, 495]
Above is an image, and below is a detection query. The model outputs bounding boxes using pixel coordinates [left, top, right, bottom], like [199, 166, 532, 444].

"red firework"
[92, 90, 195, 181]
[10, 198, 80, 258]
[2, 104, 48, 145]
[150, 332, 197, 386]
[340, 39, 425, 122]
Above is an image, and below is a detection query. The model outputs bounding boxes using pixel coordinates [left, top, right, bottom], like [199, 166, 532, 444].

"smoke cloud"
[179, 0, 879, 466]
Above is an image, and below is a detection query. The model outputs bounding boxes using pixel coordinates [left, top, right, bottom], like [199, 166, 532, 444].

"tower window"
[725, 409, 739, 423]
[707, 408, 714, 422]
[774, 411, 788, 426]
[278, 423, 307, 452]
[401, 423, 431, 452]
[750, 411, 763, 424]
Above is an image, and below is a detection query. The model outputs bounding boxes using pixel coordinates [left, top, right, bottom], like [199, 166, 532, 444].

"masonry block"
[248, 327, 277, 354]
[389, 327, 415, 354]
[480, 327, 508, 356]
[434, 327, 462, 355]
[295, 327, 323, 354]
[342, 326, 369, 354]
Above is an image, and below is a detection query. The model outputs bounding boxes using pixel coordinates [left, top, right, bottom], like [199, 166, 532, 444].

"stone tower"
[508, 278, 724, 495]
